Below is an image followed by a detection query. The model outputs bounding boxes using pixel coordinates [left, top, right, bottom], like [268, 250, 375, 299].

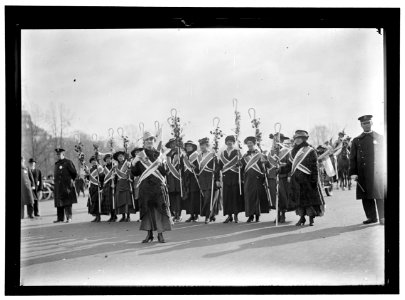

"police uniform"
[53, 149, 78, 222]
[349, 115, 384, 224]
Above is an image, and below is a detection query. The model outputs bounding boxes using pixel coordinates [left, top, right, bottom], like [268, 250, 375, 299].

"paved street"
[20, 187, 384, 286]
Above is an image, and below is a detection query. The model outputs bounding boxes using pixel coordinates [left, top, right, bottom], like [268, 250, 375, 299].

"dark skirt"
[87, 184, 109, 216]
[140, 207, 172, 232]
[222, 173, 244, 215]
[115, 179, 136, 214]
[186, 191, 200, 215]
[290, 170, 325, 217]
[268, 176, 296, 212]
[200, 189, 220, 217]
[244, 170, 270, 217]
[169, 192, 182, 215]
[101, 181, 114, 214]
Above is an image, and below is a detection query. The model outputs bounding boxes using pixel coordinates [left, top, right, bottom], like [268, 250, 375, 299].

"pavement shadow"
[21, 221, 149, 267]
[203, 223, 380, 259]
[136, 222, 304, 257]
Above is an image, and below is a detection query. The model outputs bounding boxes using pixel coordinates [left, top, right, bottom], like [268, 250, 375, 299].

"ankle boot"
[91, 216, 98, 222]
[280, 212, 286, 223]
[223, 215, 233, 223]
[296, 216, 306, 226]
[193, 215, 199, 222]
[119, 214, 126, 222]
[234, 214, 239, 223]
[309, 216, 314, 226]
[255, 214, 260, 222]
[205, 217, 209, 224]
[246, 215, 254, 223]
[157, 232, 166, 243]
[142, 230, 154, 243]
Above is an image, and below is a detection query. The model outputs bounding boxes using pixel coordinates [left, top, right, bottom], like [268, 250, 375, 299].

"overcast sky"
[21, 28, 384, 150]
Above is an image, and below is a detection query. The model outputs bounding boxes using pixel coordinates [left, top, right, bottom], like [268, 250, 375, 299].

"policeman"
[349, 115, 385, 225]
[53, 148, 78, 223]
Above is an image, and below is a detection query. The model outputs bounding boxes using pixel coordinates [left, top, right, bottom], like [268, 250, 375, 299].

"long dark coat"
[54, 158, 78, 207]
[115, 161, 135, 214]
[102, 163, 116, 213]
[241, 149, 270, 217]
[349, 131, 384, 200]
[86, 165, 108, 215]
[286, 142, 325, 215]
[166, 149, 183, 194]
[30, 168, 43, 201]
[267, 148, 296, 211]
[183, 151, 200, 214]
[196, 151, 220, 217]
[218, 148, 244, 215]
[21, 166, 34, 205]
[131, 148, 169, 220]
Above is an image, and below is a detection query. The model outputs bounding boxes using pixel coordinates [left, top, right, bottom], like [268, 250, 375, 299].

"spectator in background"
[28, 158, 43, 217]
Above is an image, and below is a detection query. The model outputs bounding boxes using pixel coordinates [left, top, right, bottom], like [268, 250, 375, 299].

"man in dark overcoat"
[21, 157, 35, 219]
[349, 115, 385, 225]
[53, 148, 78, 223]
[28, 158, 43, 216]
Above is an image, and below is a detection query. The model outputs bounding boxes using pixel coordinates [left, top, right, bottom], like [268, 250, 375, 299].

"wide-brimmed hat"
[55, 148, 65, 153]
[225, 135, 236, 143]
[358, 115, 373, 122]
[184, 140, 198, 152]
[89, 156, 98, 163]
[165, 138, 176, 148]
[103, 153, 112, 162]
[143, 131, 156, 141]
[113, 150, 126, 161]
[244, 136, 257, 144]
[198, 137, 210, 145]
[293, 130, 309, 139]
[130, 147, 144, 158]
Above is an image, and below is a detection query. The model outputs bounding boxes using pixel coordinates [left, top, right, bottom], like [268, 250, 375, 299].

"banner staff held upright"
[167, 108, 184, 198]
[91, 134, 103, 216]
[108, 128, 116, 211]
[117, 127, 136, 211]
[209, 117, 223, 218]
[248, 107, 273, 207]
[232, 98, 243, 195]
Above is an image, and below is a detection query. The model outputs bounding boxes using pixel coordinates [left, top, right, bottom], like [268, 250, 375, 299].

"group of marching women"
[82, 128, 325, 243]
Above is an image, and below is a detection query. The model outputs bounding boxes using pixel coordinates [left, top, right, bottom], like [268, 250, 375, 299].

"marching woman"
[86, 156, 105, 222]
[131, 131, 171, 243]
[286, 130, 325, 226]
[240, 136, 270, 223]
[165, 138, 184, 222]
[196, 137, 220, 224]
[183, 140, 201, 222]
[267, 133, 295, 223]
[217, 135, 244, 223]
[130, 147, 143, 220]
[113, 150, 135, 222]
[103, 154, 117, 222]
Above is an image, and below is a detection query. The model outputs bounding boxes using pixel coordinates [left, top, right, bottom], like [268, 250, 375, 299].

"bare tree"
[309, 125, 330, 147]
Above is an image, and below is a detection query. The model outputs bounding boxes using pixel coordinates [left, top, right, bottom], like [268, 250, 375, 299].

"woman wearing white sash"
[287, 130, 325, 226]
[131, 131, 171, 243]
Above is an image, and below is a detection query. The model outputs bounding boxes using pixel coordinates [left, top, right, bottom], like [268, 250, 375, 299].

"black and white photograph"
[4, 4, 399, 295]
